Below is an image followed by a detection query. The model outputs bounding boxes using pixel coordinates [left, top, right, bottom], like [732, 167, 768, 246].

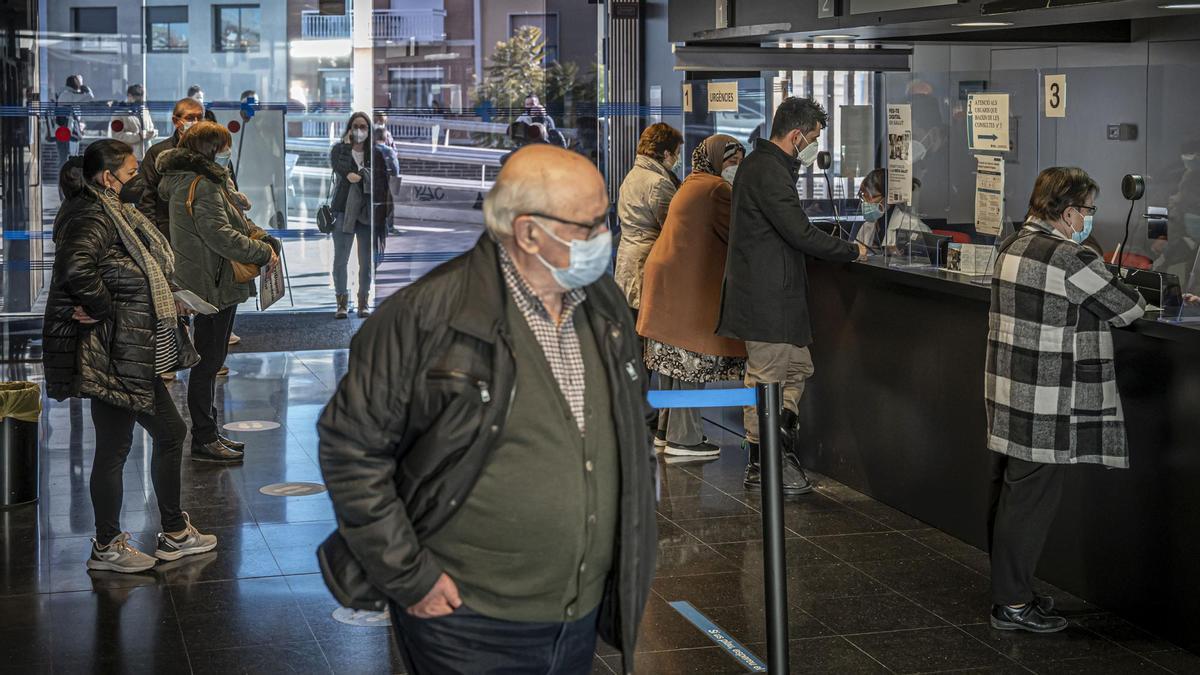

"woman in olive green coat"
[158, 120, 277, 463]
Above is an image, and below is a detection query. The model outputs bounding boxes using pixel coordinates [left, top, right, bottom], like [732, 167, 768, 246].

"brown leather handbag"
[185, 176, 267, 283]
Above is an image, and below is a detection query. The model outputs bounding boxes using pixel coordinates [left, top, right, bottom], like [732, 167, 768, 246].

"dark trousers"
[390, 604, 599, 675]
[188, 305, 237, 444]
[90, 378, 188, 542]
[987, 453, 1066, 606]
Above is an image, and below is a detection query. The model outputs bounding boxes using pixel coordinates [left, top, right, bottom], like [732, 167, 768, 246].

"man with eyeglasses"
[138, 97, 205, 240]
[718, 96, 868, 496]
[318, 144, 657, 675]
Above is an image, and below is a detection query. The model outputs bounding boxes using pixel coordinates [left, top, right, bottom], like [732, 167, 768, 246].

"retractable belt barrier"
[647, 383, 790, 674]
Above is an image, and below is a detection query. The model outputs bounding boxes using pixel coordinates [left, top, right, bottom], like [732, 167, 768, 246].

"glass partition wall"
[1, 0, 602, 359]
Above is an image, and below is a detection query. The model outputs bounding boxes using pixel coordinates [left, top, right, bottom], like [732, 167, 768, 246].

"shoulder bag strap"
[184, 176, 203, 216]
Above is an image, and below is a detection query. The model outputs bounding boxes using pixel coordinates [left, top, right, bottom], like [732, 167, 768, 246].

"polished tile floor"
[1, 349, 1198, 674]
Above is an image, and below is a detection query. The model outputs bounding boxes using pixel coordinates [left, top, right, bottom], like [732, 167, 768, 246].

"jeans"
[742, 341, 814, 444]
[90, 378, 188, 542]
[657, 375, 704, 446]
[987, 454, 1066, 606]
[390, 603, 599, 675]
[332, 212, 373, 296]
[188, 305, 237, 445]
[55, 138, 78, 177]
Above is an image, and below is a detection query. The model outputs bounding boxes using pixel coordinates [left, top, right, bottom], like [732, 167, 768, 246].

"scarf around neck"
[92, 186, 178, 325]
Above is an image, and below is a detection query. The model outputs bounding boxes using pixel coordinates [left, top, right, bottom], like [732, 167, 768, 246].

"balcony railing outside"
[300, 10, 447, 43]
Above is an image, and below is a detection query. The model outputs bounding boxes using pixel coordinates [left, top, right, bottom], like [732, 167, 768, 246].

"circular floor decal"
[332, 608, 392, 627]
[259, 482, 327, 497]
[223, 420, 281, 432]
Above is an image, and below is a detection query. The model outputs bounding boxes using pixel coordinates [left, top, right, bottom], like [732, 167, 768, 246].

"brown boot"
[335, 294, 349, 319]
[357, 293, 371, 318]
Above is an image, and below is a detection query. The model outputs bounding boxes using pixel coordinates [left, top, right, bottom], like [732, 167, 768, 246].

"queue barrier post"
[756, 382, 789, 674]
[646, 383, 790, 673]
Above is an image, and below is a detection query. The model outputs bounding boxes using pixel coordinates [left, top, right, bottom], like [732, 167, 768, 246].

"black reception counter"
[798, 258, 1200, 653]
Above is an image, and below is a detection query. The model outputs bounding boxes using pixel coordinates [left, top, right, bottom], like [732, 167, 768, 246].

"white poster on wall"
[974, 154, 1005, 236]
[967, 93, 1010, 152]
[886, 104, 912, 205]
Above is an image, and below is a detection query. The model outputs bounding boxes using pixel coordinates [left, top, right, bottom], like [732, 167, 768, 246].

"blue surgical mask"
[215, 151, 232, 167]
[1072, 213, 1094, 244]
[1184, 213, 1200, 241]
[862, 201, 884, 222]
[533, 220, 613, 290]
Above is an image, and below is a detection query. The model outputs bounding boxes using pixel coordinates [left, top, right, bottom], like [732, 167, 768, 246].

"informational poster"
[974, 154, 1005, 236]
[259, 256, 286, 310]
[1044, 74, 1066, 118]
[967, 93, 1010, 152]
[682, 83, 694, 114]
[707, 81, 739, 113]
[886, 104, 912, 205]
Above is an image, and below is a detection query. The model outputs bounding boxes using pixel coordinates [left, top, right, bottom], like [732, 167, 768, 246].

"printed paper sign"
[1044, 74, 1066, 118]
[975, 154, 1005, 236]
[707, 81, 739, 113]
[886, 104, 912, 205]
[682, 83, 694, 113]
[968, 93, 1010, 152]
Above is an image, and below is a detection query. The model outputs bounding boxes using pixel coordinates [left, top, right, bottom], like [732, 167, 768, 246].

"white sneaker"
[87, 533, 157, 573]
[227, 332, 241, 346]
[664, 440, 722, 458]
[155, 512, 218, 561]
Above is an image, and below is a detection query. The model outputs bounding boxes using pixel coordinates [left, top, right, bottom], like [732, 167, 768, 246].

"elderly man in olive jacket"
[717, 97, 867, 496]
[318, 144, 657, 675]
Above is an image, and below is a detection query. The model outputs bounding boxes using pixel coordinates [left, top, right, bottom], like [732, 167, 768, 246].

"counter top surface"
[844, 257, 1200, 341]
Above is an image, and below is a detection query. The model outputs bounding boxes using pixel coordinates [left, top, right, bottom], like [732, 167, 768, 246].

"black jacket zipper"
[426, 369, 491, 403]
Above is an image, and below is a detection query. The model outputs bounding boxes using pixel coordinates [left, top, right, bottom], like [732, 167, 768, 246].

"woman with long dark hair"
[43, 139, 215, 573]
[329, 111, 392, 318]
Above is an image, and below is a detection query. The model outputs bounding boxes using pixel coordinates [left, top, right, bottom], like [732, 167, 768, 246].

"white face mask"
[721, 165, 738, 184]
[180, 120, 197, 133]
[351, 129, 368, 143]
[532, 220, 613, 290]
[795, 135, 819, 167]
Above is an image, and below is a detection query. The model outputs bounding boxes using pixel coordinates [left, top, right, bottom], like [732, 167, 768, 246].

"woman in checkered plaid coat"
[985, 167, 1145, 634]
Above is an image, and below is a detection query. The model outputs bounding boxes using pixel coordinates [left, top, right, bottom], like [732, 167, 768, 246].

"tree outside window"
[147, 6, 188, 53]
[214, 4, 261, 53]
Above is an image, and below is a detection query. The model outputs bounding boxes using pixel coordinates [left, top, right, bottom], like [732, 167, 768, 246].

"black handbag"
[317, 530, 387, 611]
[316, 203, 336, 234]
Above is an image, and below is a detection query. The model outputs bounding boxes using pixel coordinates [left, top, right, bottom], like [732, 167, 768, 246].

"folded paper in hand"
[260, 255, 286, 310]
[173, 289, 218, 315]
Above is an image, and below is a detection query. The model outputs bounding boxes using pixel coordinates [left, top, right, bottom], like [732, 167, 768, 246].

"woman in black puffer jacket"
[43, 139, 216, 574]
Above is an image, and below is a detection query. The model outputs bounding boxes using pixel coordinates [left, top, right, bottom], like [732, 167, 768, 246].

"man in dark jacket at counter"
[317, 144, 657, 675]
[718, 96, 867, 495]
[137, 97, 205, 239]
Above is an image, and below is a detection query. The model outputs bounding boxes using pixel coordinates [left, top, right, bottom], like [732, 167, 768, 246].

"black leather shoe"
[1036, 594, 1054, 612]
[191, 440, 244, 464]
[780, 409, 800, 455]
[743, 442, 814, 496]
[217, 435, 245, 451]
[990, 603, 1068, 633]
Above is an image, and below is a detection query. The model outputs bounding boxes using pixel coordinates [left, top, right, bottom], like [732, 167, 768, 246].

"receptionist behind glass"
[855, 168, 931, 250]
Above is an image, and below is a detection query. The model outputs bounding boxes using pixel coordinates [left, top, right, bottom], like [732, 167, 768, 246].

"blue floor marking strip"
[647, 388, 756, 409]
[668, 600, 768, 672]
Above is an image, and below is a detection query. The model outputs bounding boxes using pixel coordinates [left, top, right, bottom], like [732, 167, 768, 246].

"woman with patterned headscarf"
[637, 134, 746, 459]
